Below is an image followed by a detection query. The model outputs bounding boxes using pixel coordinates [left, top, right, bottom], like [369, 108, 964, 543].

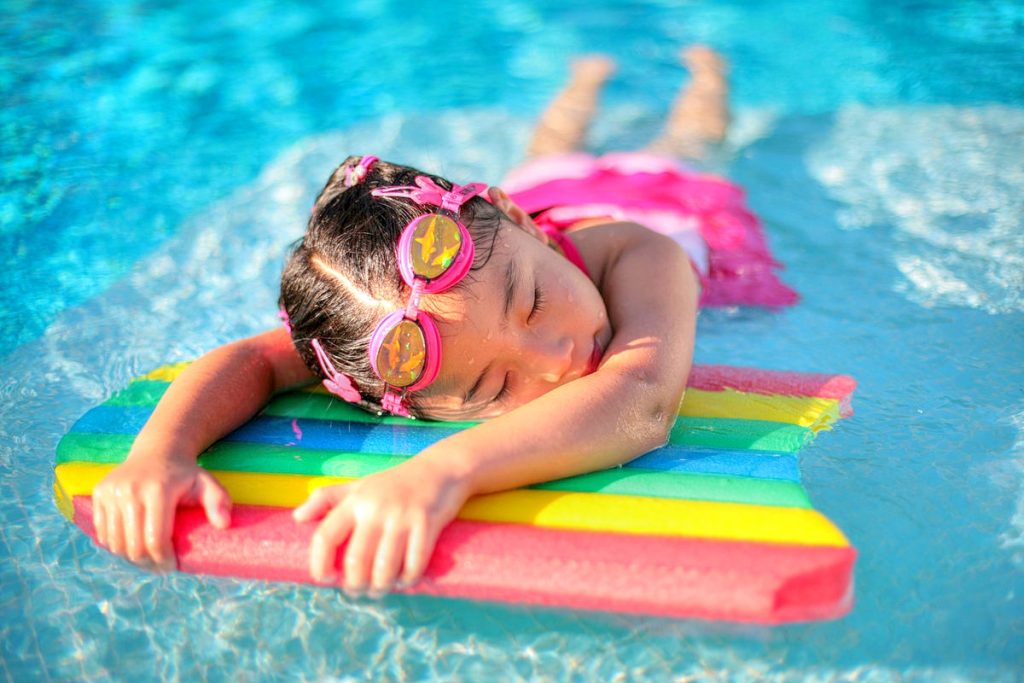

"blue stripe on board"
[71, 406, 800, 482]
[628, 449, 798, 481]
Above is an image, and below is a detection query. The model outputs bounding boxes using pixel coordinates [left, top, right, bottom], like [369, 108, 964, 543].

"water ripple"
[809, 105, 1024, 314]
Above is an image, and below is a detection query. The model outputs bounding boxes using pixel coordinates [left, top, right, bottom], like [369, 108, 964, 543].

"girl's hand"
[92, 455, 232, 571]
[293, 461, 469, 595]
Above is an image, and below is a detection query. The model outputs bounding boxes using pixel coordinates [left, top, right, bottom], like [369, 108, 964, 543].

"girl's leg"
[526, 56, 616, 158]
[647, 46, 730, 158]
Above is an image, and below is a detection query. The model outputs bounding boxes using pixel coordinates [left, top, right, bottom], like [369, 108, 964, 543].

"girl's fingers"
[122, 500, 146, 562]
[402, 516, 441, 586]
[145, 495, 176, 571]
[104, 505, 126, 556]
[370, 524, 409, 594]
[294, 485, 348, 522]
[196, 471, 232, 529]
[93, 498, 108, 547]
[309, 504, 355, 583]
[341, 517, 381, 594]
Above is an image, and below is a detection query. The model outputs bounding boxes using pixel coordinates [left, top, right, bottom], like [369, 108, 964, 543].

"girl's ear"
[487, 187, 548, 244]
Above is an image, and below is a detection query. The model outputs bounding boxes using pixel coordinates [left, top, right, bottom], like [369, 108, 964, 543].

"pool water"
[2, 0, 1022, 679]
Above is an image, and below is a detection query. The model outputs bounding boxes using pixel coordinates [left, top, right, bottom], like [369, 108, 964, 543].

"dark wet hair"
[278, 156, 503, 417]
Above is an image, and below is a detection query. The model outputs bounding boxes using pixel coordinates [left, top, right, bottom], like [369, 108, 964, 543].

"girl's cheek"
[518, 378, 561, 406]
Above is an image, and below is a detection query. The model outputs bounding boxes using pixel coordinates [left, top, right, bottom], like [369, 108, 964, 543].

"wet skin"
[417, 217, 613, 420]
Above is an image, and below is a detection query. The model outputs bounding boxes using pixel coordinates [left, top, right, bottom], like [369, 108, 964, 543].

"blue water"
[2, 0, 1022, 679]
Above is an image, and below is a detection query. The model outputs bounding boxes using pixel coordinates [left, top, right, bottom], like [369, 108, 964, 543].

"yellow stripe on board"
[53, 480, 74, 521]
[680, 388, 840, 431]
[139, 362, 192, 382]
[141, 362, 330, 396]
[55, 462, 849, 548]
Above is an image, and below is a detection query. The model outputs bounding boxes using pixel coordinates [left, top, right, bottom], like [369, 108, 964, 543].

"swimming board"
[54, 363, 856, 624]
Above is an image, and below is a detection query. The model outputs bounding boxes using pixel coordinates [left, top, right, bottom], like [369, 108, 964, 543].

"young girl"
[92, 48, 736, 595]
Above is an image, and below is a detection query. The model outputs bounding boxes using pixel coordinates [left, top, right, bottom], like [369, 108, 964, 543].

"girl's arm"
[445, 221, 698, 485]
[296, 222, 698, 593]
[92, 328, 312, 569]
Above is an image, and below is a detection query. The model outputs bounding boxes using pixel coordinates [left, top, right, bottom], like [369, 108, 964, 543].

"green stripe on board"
[56, 433, 135, 464]
[530, 468, 810, 508]
[104, 380, 172, 407]
[54, 432, 811, 508]
[105, 380, 478, 429]
[262, 393, 480, 428]
[670, 417, 811, 453]
[104, 381, 813, 453]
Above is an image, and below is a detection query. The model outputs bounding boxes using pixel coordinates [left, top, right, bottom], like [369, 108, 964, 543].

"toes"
[571, 55, 617, 83]
[683, 45, 727, 75]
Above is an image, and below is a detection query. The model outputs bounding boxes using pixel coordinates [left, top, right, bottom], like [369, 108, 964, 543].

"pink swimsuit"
[540, 224, 589, 276]
[504, 152, 798, 307]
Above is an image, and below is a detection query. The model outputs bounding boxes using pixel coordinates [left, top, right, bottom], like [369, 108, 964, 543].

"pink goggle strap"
[277, 307, 292, 334]
[343, 155, 379, 187]
[371, 176, 486, 213]
[309, 338, 362, 403]
[362, 176, 487, 417]
[380, 390, 412, 418]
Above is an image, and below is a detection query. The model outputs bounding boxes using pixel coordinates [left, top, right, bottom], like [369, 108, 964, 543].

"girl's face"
[416, 194, 612, 420]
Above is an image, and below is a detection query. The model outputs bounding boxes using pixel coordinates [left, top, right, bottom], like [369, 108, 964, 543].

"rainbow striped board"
[54, 363, 856, 624]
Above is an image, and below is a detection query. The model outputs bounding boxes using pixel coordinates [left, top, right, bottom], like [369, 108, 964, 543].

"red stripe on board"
[73, 498, 854, 624]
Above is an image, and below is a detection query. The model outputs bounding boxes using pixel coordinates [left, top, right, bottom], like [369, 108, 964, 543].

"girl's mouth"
[585, 338, 603, 375]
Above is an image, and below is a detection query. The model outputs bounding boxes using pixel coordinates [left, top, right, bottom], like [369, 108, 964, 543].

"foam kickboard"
[55, 363, 857, 623]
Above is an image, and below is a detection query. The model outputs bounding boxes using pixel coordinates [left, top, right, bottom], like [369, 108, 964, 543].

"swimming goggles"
[368, 176, 487, 416]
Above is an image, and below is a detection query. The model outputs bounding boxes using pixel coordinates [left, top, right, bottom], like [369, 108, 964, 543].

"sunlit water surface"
[2, 1, 1022, 680]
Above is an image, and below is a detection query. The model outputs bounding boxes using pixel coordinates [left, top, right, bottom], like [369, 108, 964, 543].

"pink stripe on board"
[73, 498, 854, 624]
[689, 365, 857, 416]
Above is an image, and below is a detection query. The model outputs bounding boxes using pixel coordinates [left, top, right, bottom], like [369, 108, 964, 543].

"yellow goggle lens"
[410, 214, 463, 280]
[375, 319, 427, 388]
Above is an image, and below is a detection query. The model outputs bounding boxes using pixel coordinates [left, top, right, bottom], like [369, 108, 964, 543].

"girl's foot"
[646, 45, 731, 156]
[680, 45, 729, 141]
[683, 45, 728, 85]
[526, 55, 617, 157]
[570, 55, 617, 87]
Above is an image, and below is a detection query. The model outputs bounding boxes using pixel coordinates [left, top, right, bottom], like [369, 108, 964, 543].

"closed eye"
[528, 282, 546, 322]
[493, 372, 512, 404]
